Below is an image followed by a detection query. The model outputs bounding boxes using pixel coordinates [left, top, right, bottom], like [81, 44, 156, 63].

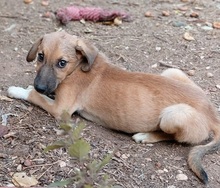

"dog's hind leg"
[159, 103, 210, 144]
[133, 103, 210, 144]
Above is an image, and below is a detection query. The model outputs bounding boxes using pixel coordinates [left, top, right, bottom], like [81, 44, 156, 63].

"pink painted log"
[56, 6, 131, 24]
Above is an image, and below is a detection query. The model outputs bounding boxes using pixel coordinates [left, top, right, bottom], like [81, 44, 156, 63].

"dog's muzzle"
[34, 65, 57, 95]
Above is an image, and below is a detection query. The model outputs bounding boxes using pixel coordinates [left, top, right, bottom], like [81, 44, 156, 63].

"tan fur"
[8, 31, 220, 184]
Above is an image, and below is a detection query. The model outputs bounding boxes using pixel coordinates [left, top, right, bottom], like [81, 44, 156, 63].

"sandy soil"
[0, 0, 220, 187]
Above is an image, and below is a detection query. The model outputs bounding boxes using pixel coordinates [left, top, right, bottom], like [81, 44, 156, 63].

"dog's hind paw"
[133, 132, 174, 143]
[7, 86, 33, 100]
[132, 133, 150, 143]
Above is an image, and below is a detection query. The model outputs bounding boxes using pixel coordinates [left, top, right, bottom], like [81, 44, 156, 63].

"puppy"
[8, 31, 220, 184]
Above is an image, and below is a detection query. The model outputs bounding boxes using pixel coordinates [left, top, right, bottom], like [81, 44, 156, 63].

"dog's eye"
[57, 60, 67, 68]
[37, 53, 44, 62]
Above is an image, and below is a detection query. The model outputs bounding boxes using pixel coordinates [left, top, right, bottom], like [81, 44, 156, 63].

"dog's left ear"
[26, 37, 43, 62]
[76, 39, 98, 72]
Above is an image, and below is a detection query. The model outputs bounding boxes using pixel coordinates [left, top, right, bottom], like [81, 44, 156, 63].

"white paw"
[27, 85, 34, 90]
[132, 133, 149, 143]
[7, 86, 33, 100]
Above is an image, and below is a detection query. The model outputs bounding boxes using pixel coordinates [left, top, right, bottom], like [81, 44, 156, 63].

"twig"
[37, 165, 53, 180]
[159, 61, 179, 69]
[0, 15, 28, 20]
[23, 160, 60, 169]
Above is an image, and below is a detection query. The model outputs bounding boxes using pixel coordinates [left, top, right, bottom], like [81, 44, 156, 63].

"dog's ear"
[26, 37, 43, 62]
[76, 39, 98, 72]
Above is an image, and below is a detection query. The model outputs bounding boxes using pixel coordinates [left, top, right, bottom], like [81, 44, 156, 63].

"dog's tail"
[188, 123, 220, 184]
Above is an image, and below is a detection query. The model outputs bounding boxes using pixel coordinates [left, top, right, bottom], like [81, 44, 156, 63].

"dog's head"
[26, 31, 98, 95]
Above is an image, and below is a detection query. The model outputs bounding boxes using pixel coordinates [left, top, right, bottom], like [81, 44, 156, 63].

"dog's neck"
[92, 52, 124, 73]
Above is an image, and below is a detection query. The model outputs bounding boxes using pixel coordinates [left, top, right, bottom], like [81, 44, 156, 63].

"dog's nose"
[34, 84, 47, 94]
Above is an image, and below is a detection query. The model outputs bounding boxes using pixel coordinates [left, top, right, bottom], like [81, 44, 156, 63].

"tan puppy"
[8, 31, 220, 184]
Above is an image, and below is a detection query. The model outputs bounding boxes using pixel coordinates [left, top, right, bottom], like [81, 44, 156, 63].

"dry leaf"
[12, 172, 38, 187]
[183, 32, 195, 41]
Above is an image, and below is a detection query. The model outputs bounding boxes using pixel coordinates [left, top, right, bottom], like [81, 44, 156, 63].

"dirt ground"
[1, 0, 220, 187]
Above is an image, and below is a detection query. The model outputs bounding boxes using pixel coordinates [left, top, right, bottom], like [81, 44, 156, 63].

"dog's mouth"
[46, 92, 56, 100]
[34, 83, 57, 95]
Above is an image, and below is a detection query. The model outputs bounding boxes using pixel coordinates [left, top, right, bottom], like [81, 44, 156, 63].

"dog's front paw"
[7, 86, 33, 100]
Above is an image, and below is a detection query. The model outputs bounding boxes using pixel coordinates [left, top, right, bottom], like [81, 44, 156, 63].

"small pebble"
[216, 85, 220, 89]
[176, 173, 188, 181]
[24, 0, 32, 4]
[41, 0, 49, 6]
[145, 11, 153, 17]
[93, 153, 99, 158]
[156, 47, 161, 51]
[187, 70, 195, 76]
[201, 26, 213, 31]
[157, 169, 164, 174]
[59, 160, 66, 168]
[184, 25, 193, 30]
[163, 168, 168, 172]
[24, 159, 32, 167]
[183, 32, 195, 41]
[151, 63, 158, 68]
[206, 66, 211, 70]
[121, 153, 130, 159]
[206, 72, 213, 78]
[173, 21, 186, 27]
[146, 158, 152, 162]
[167, 186, 176, 188]
[151, 174, 156, 180]
[146, 143, 154, 147]
[17, 164, 22, 171]
[155, 162, 162, 168]
[194, 6, 203, 10]
[213, 22, 220, 29]
[190, 12, 199, 18]
[178, 6, 188, 11]
[115, 151, 121, 158]
[34, 158, 45, 164]
[162, 11, 170, 16]
[114, 17, 122, 26]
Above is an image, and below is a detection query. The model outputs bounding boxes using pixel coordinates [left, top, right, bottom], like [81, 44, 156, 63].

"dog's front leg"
[7, 86, 72, 119]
